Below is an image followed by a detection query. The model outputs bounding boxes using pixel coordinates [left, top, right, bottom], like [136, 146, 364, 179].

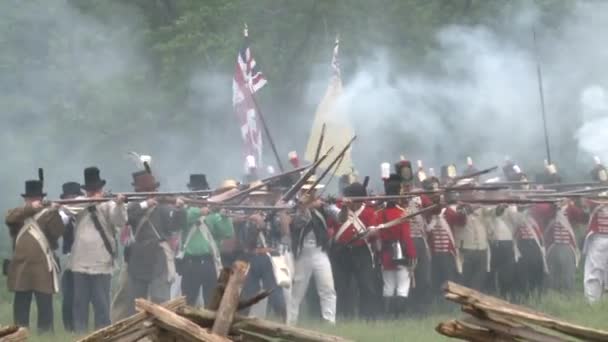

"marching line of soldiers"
[4, 153, 608, 334]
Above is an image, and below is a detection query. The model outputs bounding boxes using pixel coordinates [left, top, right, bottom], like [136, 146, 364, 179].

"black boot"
[382, 297, 392, 320]
[396, 296, 408, 318]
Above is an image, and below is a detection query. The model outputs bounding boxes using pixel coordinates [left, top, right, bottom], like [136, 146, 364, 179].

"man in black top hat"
[6, 177, 65, 333]
[63, 167, 126, 332]
[59, 181, 83, 332]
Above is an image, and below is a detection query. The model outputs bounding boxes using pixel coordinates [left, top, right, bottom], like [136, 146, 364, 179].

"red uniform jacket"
[330, 202, 377, 247]
[586, 202, 608, 235]
[377, 205, 416, 270]
[531, 203, 586, 249]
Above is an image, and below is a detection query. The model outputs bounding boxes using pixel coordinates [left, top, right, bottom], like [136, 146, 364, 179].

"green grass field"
[1, 289, 607, 342]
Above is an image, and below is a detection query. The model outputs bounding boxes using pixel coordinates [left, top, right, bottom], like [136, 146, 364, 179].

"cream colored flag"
[304, 37, 353, 175]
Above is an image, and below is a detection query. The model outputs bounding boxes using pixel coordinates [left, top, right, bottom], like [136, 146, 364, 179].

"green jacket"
[181, 208, 234, 256]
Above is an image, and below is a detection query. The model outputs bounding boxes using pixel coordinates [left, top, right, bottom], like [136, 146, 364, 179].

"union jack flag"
[232, 24, 267, 170]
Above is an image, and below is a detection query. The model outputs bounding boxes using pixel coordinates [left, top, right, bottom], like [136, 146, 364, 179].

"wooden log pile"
[0, 326, 27, 342]
[436, 281, 608, 342]
[78, 261, 351, 342]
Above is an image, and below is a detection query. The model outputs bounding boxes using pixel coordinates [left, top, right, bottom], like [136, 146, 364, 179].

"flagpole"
[533, 28, 552, 164]
[251, 95, 284, 172]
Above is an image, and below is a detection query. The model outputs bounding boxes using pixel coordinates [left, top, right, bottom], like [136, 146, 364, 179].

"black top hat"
[187, 174, 210, 190]
[82, 167, 106, 191]
[384, 174, 402, 196]
[343, 182, 367, 197]
[22, 180, 46, 198]
[131, 170, 160, 191]
[61, 182, 84, 199]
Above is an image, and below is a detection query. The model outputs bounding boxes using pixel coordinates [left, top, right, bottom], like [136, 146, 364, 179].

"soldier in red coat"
[375, 174, 416, 317]
[531, 199, 586, 292]
[394, 160, 434, 315]
[329, 182, 380, 321]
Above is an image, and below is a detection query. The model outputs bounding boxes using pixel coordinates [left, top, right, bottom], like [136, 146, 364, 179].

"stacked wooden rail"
[436, 281, 608, 342]
[78, 261, 350, 342]
[0, 326, 27, 342]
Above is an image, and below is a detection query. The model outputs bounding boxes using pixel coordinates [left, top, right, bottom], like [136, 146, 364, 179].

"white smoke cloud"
[300, 1, 608, 186]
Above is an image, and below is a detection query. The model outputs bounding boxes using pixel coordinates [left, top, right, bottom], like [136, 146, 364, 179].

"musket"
[180, 198, 290, 211]
[483, 181, 532, 186]
[279, 146, 335, 203]
[305, 136, 357, 195]
[543, 182, 602, 189]
[318, 153, 345, 197]
[260, 163, 311, 184]
[116, 190, 213, 197]
[443, 185, 509, 191]
[457, 198, 558, 204]
[450, 166, 498, 183]
[205, 164, 313, 203]
[556, 186, 608, 195]
[313, 123, 326, 163]
[339, 187, 512, 203]
[343, 195, 419, 202]
[208, 181, 270, 203]
[347, 205, 440, 244]
[53, 198, 113, 205]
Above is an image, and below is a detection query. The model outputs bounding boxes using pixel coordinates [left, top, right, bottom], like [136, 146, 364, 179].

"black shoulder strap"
[87, 206, 115, 259]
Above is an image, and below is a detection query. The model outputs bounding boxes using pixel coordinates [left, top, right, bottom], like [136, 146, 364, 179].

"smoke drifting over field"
[1, 0, 608, 210]
[326, 1, 608, 187]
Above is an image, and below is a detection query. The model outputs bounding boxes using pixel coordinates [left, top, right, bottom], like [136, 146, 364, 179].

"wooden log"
[0, 327, 28, 342]
[113, 325, 159, 342]
[0, 327, 19, 338]
[208, 268, 232, 311]
[443, 281, 608, 341]
[461, 316, 569, 342]
[177, 307, 353, 342]
[237, 329, 276, 342]
[436, 320, 507, 342]
[77, 297, 186, 342]
[135, 299, 230, 342]
[212, 261, 251, 336]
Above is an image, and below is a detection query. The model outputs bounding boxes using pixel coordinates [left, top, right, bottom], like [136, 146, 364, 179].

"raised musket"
[313, 123, 327, 163]
[305, 136, 357, 196]
[279, 146, 335, 203]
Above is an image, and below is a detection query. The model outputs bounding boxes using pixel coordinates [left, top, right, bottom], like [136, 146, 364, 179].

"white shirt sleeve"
[59, 210, 71, 226]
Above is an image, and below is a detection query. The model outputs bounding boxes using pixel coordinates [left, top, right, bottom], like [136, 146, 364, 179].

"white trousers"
[382, 267, 411, 297]
[288, 244, 336, 325]
[584, 235, 608, 303]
